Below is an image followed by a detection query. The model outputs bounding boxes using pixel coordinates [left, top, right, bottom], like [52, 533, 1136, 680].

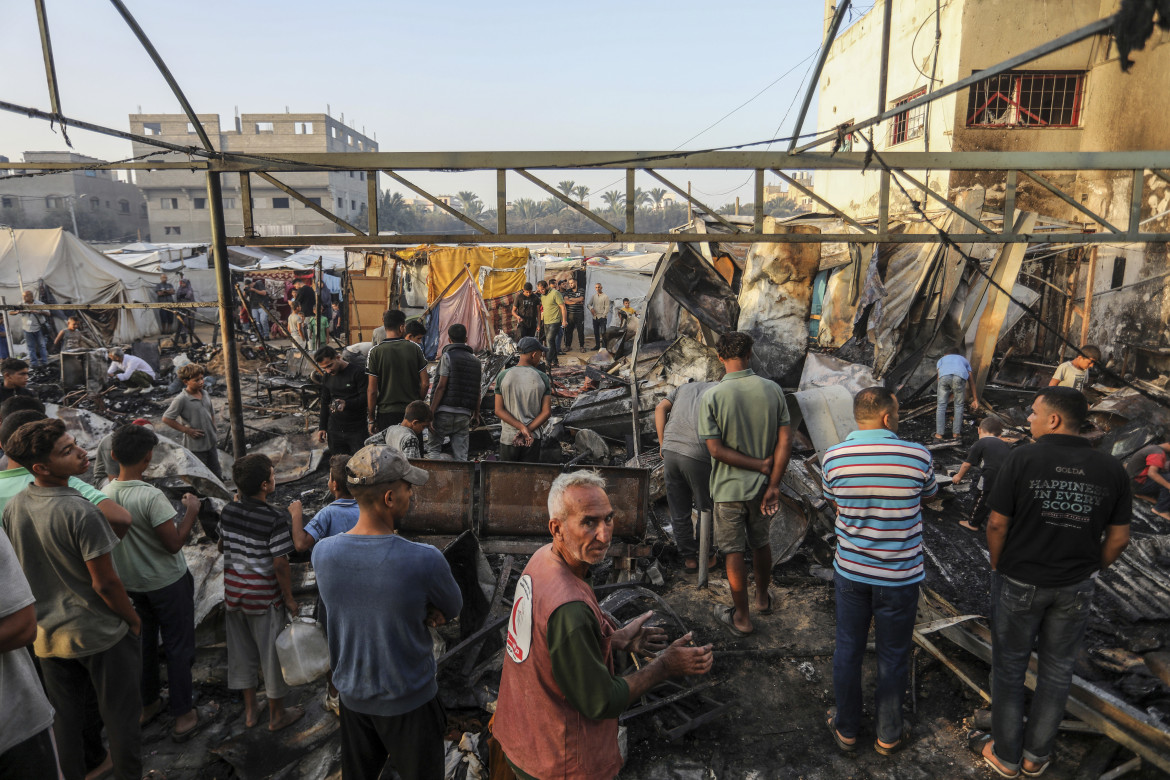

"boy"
[1132, 442, 1170, 521]
[163, 363, 222, 481]
[952, 417, 1013, 532]
[0, 357, 33, 406]
[219, 453, 303, 731]
[307, 306, 332, 351]
[290, 454, 360, 715]
[2, 418, 143, 780]
[104, 424, 203, 741]
[367, 400, 431, 458]
[54, 317, 87, 352]
[1049, 345, 1101, 392]
[286, 302, 306, 346]
[404, 319, 427, 346]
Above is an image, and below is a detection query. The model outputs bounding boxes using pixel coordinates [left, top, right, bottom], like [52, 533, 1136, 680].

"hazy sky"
[1, 0, 859, 204]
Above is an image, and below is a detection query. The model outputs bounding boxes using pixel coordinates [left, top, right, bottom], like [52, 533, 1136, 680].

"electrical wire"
[859, 132, 1170, 411]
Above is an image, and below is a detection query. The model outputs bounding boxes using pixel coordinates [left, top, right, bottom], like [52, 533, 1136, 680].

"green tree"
[456, 190, 484, 220]
[557, 180, 576, 198]
[572, 184, 590, 203]
[649, 187, 668, 209]
[632, 188, 652, 209]
[600, 190, 625, 215]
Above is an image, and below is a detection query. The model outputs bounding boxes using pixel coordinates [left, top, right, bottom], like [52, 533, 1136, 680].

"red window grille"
[888, 89, 927, 146]
[967, 71, 1083, 128]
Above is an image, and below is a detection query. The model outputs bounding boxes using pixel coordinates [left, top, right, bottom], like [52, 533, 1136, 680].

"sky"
[0, 0, 862, 205]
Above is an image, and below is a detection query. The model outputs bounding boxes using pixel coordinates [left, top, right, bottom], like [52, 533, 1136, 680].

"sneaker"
[323, 691, 339, 716]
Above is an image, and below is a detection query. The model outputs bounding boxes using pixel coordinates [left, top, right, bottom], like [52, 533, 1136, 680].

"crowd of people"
[0, 279, 1142, 780]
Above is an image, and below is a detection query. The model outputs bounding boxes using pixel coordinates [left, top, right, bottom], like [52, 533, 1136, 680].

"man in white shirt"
[587, 283, 611, 350]
[107, 350, 156, 392]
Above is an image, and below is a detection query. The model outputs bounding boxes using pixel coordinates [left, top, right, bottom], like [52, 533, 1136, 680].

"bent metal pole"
[206, 171, 247, 458]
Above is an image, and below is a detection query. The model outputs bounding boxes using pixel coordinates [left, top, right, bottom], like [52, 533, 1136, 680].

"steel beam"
[496, 170, 507, 234]
[788, 0, 850, 153]
[753, 170, 764, 232]
[32, 0, 68, 146]
[642, 170, 742, 233]
[876, 0, 892, 119]
[771, 168, 874, 234]
[793, 14, 1117, 153]
[514, 169, 620, 233]
[206, 172, 246, 459]
[239, 173, 254, 237]
[367, 173, 379, 237]
[625, 169, 636, 233]
[1129, 169, 1144, 238]
[1019, 170, 1123, 233]
[1003, 170, 1017, 232]
[382, 170, 491, 234]
[254, 171, 365, 236]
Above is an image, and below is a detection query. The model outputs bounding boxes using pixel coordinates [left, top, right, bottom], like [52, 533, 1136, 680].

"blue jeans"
[543, 322, 562, 366]
[832, 576, 919, 743]
[936, 373, 966, 437]
[990, 572, 1094, 771]
[24, 327, 48, 367]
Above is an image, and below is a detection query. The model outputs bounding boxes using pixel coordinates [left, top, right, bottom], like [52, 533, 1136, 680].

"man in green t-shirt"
[536, 281, 566, 368]
[365, 310, 430, 433]
[699, 331, 791, 637]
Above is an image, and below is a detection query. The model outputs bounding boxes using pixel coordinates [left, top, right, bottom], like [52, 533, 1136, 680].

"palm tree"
[632, 188, 652, 209]
[572, 184, 590, 203]
[649, 187, 668, 209]
[557, 180, 576, 198]
[600, 190, 625, 215]
[456, 190, 483, 219]
[511, 198, 541, 222]
[543, 196, 566, 213]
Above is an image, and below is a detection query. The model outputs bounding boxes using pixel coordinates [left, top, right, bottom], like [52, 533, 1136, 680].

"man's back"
[3, 483, 127, 658]
[662, 381, 717, 462]
[496, 365, 551, 444]
[102, 479, 187, 593]
[699, 369, 789, 501]
[988, 434, 1131, 587]
[367, 338, 427, 413]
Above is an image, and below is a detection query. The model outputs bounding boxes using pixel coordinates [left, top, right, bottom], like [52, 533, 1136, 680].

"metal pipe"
[33, 0, 68, 146]
[698, 509, 712, 589]
[876, 0, 893, 118]
[206, 172, 247, 458]
[788, 0, 851, 153]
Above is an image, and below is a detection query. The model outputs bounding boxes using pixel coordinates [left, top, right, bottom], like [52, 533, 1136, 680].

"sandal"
[874, 723, 911, 755]
[713, 604, 752, 637]
[967, 730, 1019, 778]
[825, 708, 857, 753]
[1022, 760, 1051, 777]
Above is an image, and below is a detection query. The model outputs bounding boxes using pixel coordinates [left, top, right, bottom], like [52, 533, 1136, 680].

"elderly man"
[822, 387, 936, 756]
[494, 471, 713, 780]
[975, 387, 1131, 778]
[17, 290, 49, 369]
[107, 350, 156, 392]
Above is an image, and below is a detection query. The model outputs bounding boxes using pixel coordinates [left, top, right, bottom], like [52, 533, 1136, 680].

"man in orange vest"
[494, 471, 714, 779]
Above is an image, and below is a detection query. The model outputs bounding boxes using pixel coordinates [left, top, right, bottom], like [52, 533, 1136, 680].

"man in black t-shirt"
[314, 346, 369, 455]
[975, 387, 1131, 778]
[511, 284, 540, 339]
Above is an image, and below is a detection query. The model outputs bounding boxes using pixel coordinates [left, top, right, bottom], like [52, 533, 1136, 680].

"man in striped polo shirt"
[219, 453, 304, 732]
[822, 387, 936, 756]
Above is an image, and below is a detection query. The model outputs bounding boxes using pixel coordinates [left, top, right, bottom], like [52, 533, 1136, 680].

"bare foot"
[140, 698, 164, 726]
[268, 706, 305, 732]
[958, 520, 980, 532]
[84, 753, 112, 780]
[173, 708, 198, 735]
[244, 709, 260, 728]
[1155, 510, 1170, 521]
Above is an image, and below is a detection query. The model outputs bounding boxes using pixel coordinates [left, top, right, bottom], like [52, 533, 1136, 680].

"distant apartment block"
[0, 151, 150, 241]
[129, 112, 378, 242]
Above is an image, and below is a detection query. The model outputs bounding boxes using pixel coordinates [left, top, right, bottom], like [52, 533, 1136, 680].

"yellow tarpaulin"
[421, 246, 528, 303]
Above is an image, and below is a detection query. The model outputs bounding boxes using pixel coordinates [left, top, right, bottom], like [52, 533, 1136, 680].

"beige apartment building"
[129, 112, 377, 242]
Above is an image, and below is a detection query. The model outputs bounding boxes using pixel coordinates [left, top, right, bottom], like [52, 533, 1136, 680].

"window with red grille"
[966, 71, 1084, 128]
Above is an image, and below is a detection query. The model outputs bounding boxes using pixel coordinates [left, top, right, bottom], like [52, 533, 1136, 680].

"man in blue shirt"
[936, 351, 979, 440]
[822, 387, 936, 756]
[312, 446, 462, 780]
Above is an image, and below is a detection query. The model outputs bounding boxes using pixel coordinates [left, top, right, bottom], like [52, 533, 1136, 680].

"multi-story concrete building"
[0, 151, 150, 241]
[129, 112, 377, 242]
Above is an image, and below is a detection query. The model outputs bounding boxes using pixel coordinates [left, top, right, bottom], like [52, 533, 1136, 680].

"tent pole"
[206, 172, 247, 458]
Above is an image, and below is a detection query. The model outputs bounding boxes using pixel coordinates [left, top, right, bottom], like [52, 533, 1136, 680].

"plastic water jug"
[275, 618, 330, 686]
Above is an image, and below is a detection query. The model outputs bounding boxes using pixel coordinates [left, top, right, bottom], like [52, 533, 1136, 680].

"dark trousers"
[340, 696, 446, 780]
[832, 577, 918, 744]
[968, 469, 997, 529]
[0, 728, 59, 780]
[375, 410, 406, 433]
[328, 424, 369, 456]
[592, 317, 607, 349]
[517, 320, 538, 340]
[158, 307, 174, 333]
[192, 447, 222, 481]
[663, 451, 712, 558]
[40, 633, 142, 780]
[990, 572, 1094, 771]
[500, 440, 542, 463]
[563, 316, 585, 350]
[542, 323, 561, 366]
[130, 571, 195, 717]
[1136, 478, 1170, 512]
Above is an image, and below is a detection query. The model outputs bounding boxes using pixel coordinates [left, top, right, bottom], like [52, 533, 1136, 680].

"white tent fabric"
[0, 228, 160, 342]
[280, 246, 347, 271]
[584, 255, 659, 327]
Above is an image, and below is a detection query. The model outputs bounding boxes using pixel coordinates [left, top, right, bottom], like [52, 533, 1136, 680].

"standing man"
[587, 282, 611, 350]
[935, 350, 978, 441]
[155, 274, 175, 334]
[536, 281, 566, 368]
[562, 277, 585, 352]
[822, 387, 936, 756]
[18, 290, 49, 369]
[2, 418, 143, 780]
[494, 471, 714, 780]
[312, 446, 462, 780]
[174, 275, 196, 345]
[699, 332, 791, 637]
[655, 379, 717, 571]
[975, 387, 1131, 778]
[294, 279, 317, 327]
[511, 283, 540, 340]
[366, 310, 429, 434]
[245, 278, 271, 337]
[1048, 345, 1100, 392]
[494, 337, 552, 463]
[427, 324, 481, 461]
[315, 346, 369, 456]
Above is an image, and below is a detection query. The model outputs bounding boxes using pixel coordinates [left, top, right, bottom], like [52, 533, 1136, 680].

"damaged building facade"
[814, 0, 1170, 377]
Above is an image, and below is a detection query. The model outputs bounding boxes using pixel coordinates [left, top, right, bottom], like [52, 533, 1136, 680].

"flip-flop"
[713, 604, 752, 637]
[967, 730, 1019, 778]
[825, 708, 857, 753]
[757, 590, 775, 615]
[874, 723, 911, 755]
[1022, 760, 1052, 777]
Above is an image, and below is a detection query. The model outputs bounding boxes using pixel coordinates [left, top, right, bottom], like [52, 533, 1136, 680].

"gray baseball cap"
[516, 336, 546, 354]
[346, 445, 429, 486]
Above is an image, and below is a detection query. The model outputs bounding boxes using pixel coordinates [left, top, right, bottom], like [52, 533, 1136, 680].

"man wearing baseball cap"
[494, 337, 553, 463]
[311, 446, 462, 780]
